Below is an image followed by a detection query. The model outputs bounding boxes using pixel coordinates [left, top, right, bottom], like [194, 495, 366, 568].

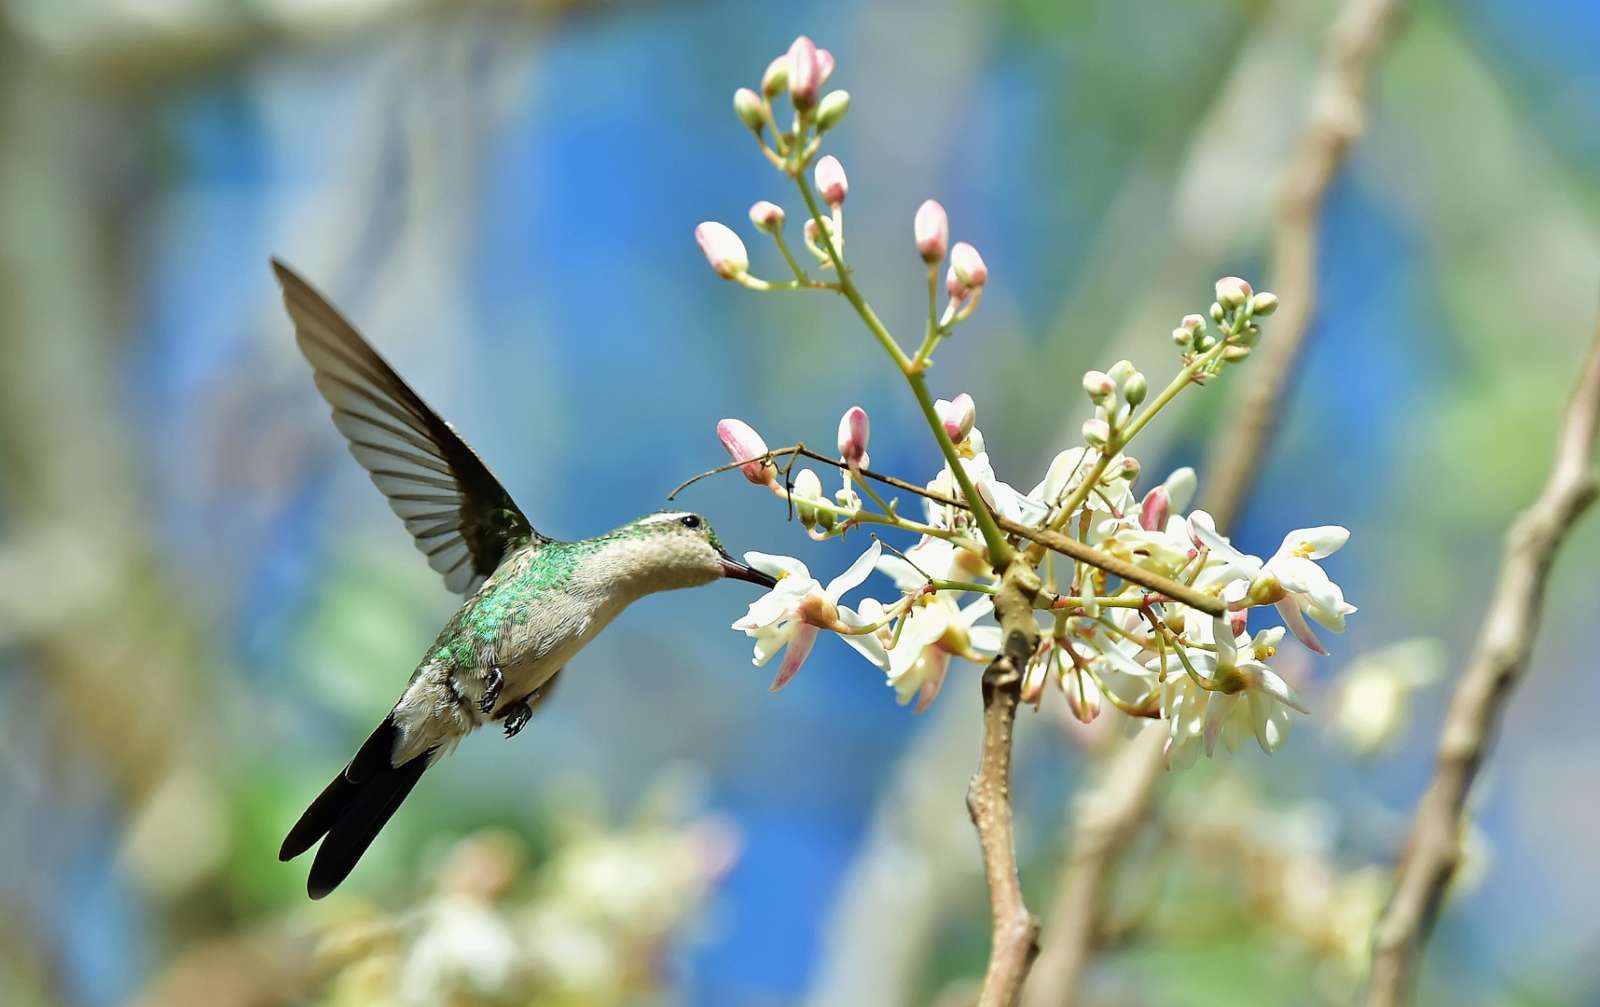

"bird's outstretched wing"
[272, 259, 542, 595]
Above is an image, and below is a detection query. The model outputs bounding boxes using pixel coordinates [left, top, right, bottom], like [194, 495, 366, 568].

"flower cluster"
[693, 37, 1356, 768]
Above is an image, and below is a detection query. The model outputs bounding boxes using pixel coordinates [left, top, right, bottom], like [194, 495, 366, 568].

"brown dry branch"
[1365, 320, 1600, 1006]
[970, 560, 1045, 1006]
[1021, 1, 1408, 1003]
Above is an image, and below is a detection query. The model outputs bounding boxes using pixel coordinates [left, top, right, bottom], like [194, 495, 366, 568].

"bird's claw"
[480, 664, 504, 714]
[502, 698, 533, 738]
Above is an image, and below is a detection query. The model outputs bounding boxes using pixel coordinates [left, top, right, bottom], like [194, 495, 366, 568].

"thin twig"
[1022, 2, 1407, 1003]
[672, 444, 1225, 616]
[1366, 321, 1600, 1006]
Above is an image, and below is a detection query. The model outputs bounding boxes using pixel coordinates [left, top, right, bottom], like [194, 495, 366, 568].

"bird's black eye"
[681, 514, 702, 530]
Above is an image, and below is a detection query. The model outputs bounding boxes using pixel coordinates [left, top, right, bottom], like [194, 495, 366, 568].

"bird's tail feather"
[279, 716, 435, 899]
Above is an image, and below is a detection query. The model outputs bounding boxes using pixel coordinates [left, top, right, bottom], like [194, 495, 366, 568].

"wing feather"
[272, 259, 542, 595]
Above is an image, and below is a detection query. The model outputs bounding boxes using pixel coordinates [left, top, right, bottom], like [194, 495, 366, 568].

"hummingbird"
[270, 259, 776, 899]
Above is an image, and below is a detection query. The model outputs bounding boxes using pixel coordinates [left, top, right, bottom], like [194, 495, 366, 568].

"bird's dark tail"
[280, 716, 434, 899]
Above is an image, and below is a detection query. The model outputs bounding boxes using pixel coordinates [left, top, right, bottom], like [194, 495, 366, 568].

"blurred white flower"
[1331, 638, 1445, 756]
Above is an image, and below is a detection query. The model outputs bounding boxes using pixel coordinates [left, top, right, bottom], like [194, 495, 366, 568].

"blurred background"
[2, 1, 1598, 1004]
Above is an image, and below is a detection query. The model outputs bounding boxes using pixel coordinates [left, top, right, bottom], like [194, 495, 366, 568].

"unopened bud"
[815, 48, 835, 85]
[788, 35, 821, 109]
[816, 90, 850, 132]
[1250, 291, 1279, 316]
[1082, 417, 1110, 448]
[1122, 371, 1148, 407]
[837, 405, 869, 468]
[1228, 609, 1249, 638]
[1181, 313, 1206, 335]
[815, 155, 848, 208]
[1215, 276, 1252, 311]
[1139, 486, 1170, 531]
[733, 87, 764, 132]
[761, 55, 789, 98]
[936, 392, 976, 442]
[1107, 359, 1137, 385]
[793, 468, 823, 528]
[914, 199, 949, 264]
[1223, 344, 1252, 362]
[1081, 370, 1115, 402]
[1209, 301, 1226, 323]
[1118, 456, 1140, 482]
[1021, 659, 1048, 705]
[950, 241, 988, 289]
[804, 215, 834, 247]
[1065, 670, 1101, 724]
[695, 221, 748, 279]
[1171, 326, 1194, 348]
[717, 418, 777, 486]
[748, 200, 785, 233]
[945, 265, 968, 301]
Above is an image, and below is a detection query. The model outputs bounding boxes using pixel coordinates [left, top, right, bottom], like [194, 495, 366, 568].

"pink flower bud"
[837, 405, 869, 468]
[1181, 313, 1206, 334]
[717, 418, 777, 485]
[950, 241, 987, 289]
[1229, 609, 1249, 638]
[815, 155, 848, 208]
[945, 265, 968, 301]
[788, 35, 821, 109]
[695, 221, 748, 280]
[733, 87, 764, 132]
[1021, 660, 1047, 706]
[815, 48, 835, 86]
[1215, 276, 1252, 310]
[935, 393, 976, 442]
[914, 199, 949, 264]
[748, 200, 785, 233]
[1139, 486, 1170, 531]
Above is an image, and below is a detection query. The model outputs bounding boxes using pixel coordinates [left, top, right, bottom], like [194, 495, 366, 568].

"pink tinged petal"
[695, 222, 748, 279]
[1138, 486, 1170, 531]
[945, 265, 969, 301]
[950, 241, 987, 289]
[914, 650, 951, 713]
[748, 200, 785, 232]
[769, 623, 819, 691]
[914, 199, 950, 264]
[825, 540, 881, 598]
[935, 392, 975, 441]
[814, 155, 848, 208]
[787, 35, 820, 108]
[717, 418, 777, 485]
[814, 47, 835, 85]
[1186, 510, 1253, 567]
[1276, 598, 1328, 655]
[836, 404, 869, 467]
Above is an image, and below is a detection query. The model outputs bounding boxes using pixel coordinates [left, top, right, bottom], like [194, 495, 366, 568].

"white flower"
[1188, 513, 1357, 654]
[1202, 624, 1310, 756]
[884, 593, 1002, 711]
[1331, 638, 1445, 756]
[732, 543, 888, 690]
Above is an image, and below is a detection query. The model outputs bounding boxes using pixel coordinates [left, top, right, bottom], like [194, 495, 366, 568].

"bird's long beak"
[719, 550, 777, 588]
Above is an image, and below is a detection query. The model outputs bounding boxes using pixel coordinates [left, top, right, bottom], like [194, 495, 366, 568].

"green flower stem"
[931, 579, 999, 595]
[770, 230, 813, 284]
[794, 173, 1014, 567]
[765, 481, 964, 544]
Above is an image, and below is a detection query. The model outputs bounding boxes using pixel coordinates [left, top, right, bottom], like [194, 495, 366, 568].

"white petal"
[1162, 466, 1197, 513]
[968, 625, 1003, 654]
[745, 551, 810, 580]
[876, 555, 926, 592]
[1282, 525, 1349, 560]
[826, 540, 882, 598]
[1187, 511, 1255, 569]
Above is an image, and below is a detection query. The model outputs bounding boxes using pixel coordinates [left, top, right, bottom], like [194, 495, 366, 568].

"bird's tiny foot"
[480, 664, 504, 714]
[502, 698, 533, 738]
